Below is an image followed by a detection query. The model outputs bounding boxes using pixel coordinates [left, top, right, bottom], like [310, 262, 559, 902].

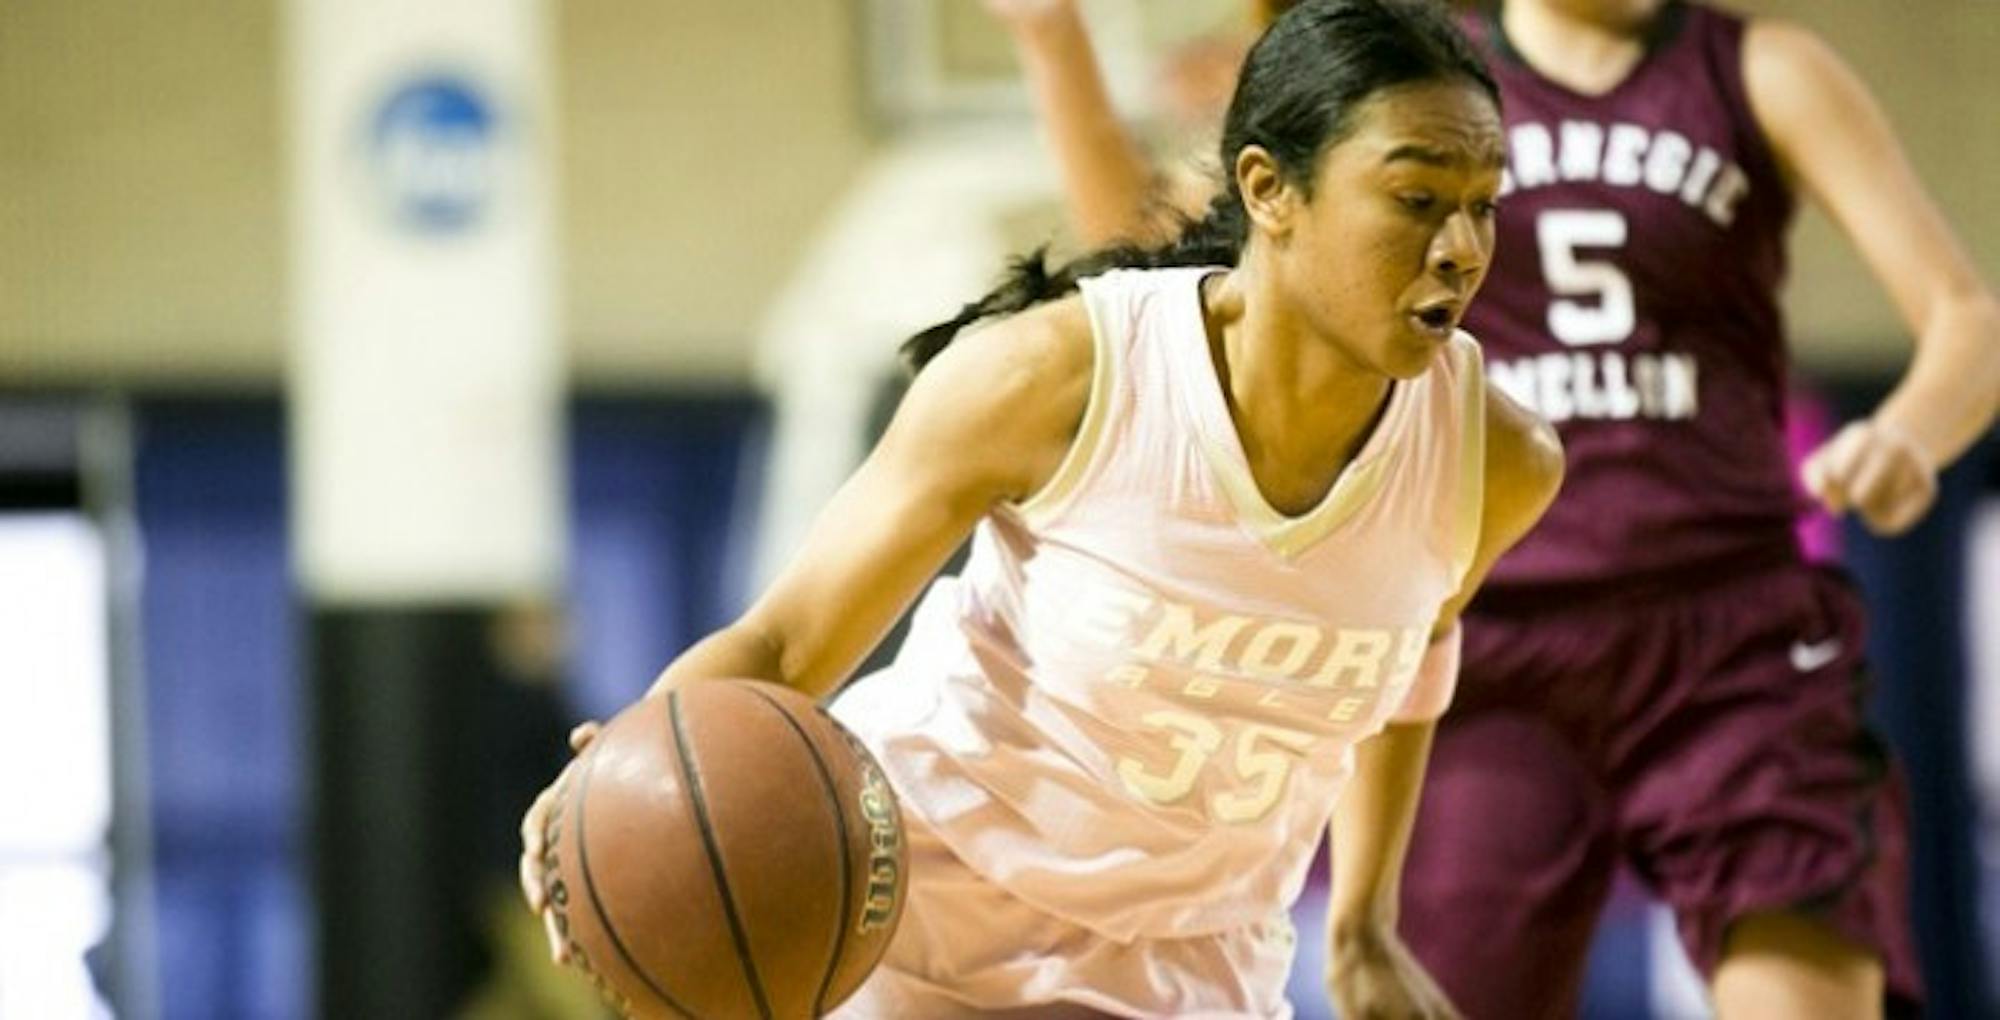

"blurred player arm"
[648, 298, 1096, 700]
[1745, 19, 2000, 533]
[1324, 386, 1561, 1011]
[986, 0, 1184, 246]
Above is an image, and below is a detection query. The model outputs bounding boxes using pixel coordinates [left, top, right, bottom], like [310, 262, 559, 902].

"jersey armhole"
[1012, 284, 1123, 527]
[1716, 12, 1796, 200]
[1450, 335, 1488, 588]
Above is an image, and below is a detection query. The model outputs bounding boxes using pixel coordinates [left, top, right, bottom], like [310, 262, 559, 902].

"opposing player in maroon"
[1400, 3, 1999, 1018]
[1461, 1, 1796, 586]
[985, 0, 1999, 1017]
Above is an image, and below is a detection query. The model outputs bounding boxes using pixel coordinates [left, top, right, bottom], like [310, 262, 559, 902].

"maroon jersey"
[1462, 2, 1801, 589]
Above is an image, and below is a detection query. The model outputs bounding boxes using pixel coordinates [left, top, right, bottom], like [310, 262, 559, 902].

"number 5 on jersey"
[1538, 209, 1634, 346]
[1117, 711, 1315, 823]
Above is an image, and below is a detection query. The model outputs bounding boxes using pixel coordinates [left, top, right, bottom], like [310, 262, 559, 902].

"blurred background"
[0, 0, 1994, 1017]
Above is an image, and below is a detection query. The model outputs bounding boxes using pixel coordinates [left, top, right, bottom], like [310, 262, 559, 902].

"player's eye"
[1398, 192, 1438, 213]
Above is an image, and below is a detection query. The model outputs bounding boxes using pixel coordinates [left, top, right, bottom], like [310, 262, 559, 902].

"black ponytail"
[899, 193, 1247, 372]
[900, 0, 1496, 374]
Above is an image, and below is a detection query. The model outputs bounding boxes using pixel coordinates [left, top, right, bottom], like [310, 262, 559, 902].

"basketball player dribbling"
[521, 2, 1565, 1015]
[988, 0, 2000, 1017]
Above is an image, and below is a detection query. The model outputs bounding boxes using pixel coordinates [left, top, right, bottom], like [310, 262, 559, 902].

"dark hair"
[902, 0, 1498, 372]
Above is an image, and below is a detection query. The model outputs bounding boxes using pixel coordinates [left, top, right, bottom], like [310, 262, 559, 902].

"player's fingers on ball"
[519, 844, 545, 911]
[518, 791, 553, 908]
[541, 904, 569, 964]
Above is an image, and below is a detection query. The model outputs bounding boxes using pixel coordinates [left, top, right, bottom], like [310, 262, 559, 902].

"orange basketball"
[539, 680, 908, 1019]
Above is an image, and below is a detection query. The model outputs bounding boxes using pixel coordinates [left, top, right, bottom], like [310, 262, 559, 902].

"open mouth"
[1410, 304, 1458, 338]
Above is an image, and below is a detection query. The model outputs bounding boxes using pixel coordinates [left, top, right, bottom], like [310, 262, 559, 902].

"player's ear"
[1236, 145, 1296, 239]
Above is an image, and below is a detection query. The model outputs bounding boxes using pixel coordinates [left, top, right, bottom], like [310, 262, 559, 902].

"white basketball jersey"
[834, 266, 1486, 942]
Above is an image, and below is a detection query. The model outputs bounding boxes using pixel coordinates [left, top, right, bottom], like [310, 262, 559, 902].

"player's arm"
[649, 297, 1096, 700]
[1744, 19, 2000, 535]
[985, 0, 1177, 246]
[522, 298, 1094, 961]
[1324, 385, 1562, 1016]
[522, 296, 1094, 962]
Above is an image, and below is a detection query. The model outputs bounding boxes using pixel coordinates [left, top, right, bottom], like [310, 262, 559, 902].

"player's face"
[1279, 80, 1504, 379]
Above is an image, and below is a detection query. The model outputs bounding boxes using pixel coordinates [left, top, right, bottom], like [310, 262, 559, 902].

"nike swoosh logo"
[1790, 638, 1843, 673]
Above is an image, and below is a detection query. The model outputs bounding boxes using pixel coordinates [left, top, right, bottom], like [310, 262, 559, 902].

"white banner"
[286, 0, 562, 602]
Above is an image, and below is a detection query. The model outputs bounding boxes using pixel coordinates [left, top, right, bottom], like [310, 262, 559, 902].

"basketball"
[539, 680, 908, 1019]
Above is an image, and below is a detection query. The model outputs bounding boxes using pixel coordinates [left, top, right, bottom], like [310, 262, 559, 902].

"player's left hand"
[1326, 922, 1462, 1020]
[519, 720, 602, 964]
[1799, 418, 1938, 536]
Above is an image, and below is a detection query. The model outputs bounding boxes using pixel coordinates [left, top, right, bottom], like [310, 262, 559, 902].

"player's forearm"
[1326, 720, 1436, 937]
[646, 621, 805, 700]
[1006, 8, 1161, 246]
[1873, 288, 2000, 470]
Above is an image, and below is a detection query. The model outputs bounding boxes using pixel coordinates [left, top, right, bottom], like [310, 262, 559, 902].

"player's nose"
[1428, 212, 1487, 279]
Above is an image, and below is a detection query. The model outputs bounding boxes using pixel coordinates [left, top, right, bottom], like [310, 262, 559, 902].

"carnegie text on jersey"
[1500, 119, 1752, 228]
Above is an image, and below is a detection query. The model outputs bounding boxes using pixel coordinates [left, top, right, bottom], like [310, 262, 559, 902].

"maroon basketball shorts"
[1399, 561, 1922, 1018]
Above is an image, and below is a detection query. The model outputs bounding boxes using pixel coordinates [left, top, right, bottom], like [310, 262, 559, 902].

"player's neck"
[1202, 271, 1392, 509]
[1501, 1, 1656, 97]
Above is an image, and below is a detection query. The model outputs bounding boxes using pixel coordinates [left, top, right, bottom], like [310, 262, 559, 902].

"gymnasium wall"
[1743, 0, 2000, 369]
[0, 0, 870, 386]
[3, 0, 1996, 386]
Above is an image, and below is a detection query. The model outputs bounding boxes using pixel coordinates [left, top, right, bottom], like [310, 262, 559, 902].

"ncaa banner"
[286, 0, 562, 602]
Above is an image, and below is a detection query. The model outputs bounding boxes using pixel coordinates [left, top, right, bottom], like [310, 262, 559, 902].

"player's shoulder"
[1739, 13, 1836, 66]
[899, 293, 1097, 502]
[1478, 365, 1564, 528]
[937, 292, 1094, 403]
[1738, 16, 1851, 120]
[924, 292, 1096, 392]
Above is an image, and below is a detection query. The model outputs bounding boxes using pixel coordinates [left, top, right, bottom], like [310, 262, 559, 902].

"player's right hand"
[518, 721, 602, 965]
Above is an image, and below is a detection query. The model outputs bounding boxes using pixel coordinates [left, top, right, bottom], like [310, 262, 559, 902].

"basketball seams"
[669, 689, 777, 1020]
[572, 749, 701, 1020]
[743, 686, 855, 1017]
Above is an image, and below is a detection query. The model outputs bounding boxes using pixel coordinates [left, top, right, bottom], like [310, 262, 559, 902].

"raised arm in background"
[986, 0, 1163, 244]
